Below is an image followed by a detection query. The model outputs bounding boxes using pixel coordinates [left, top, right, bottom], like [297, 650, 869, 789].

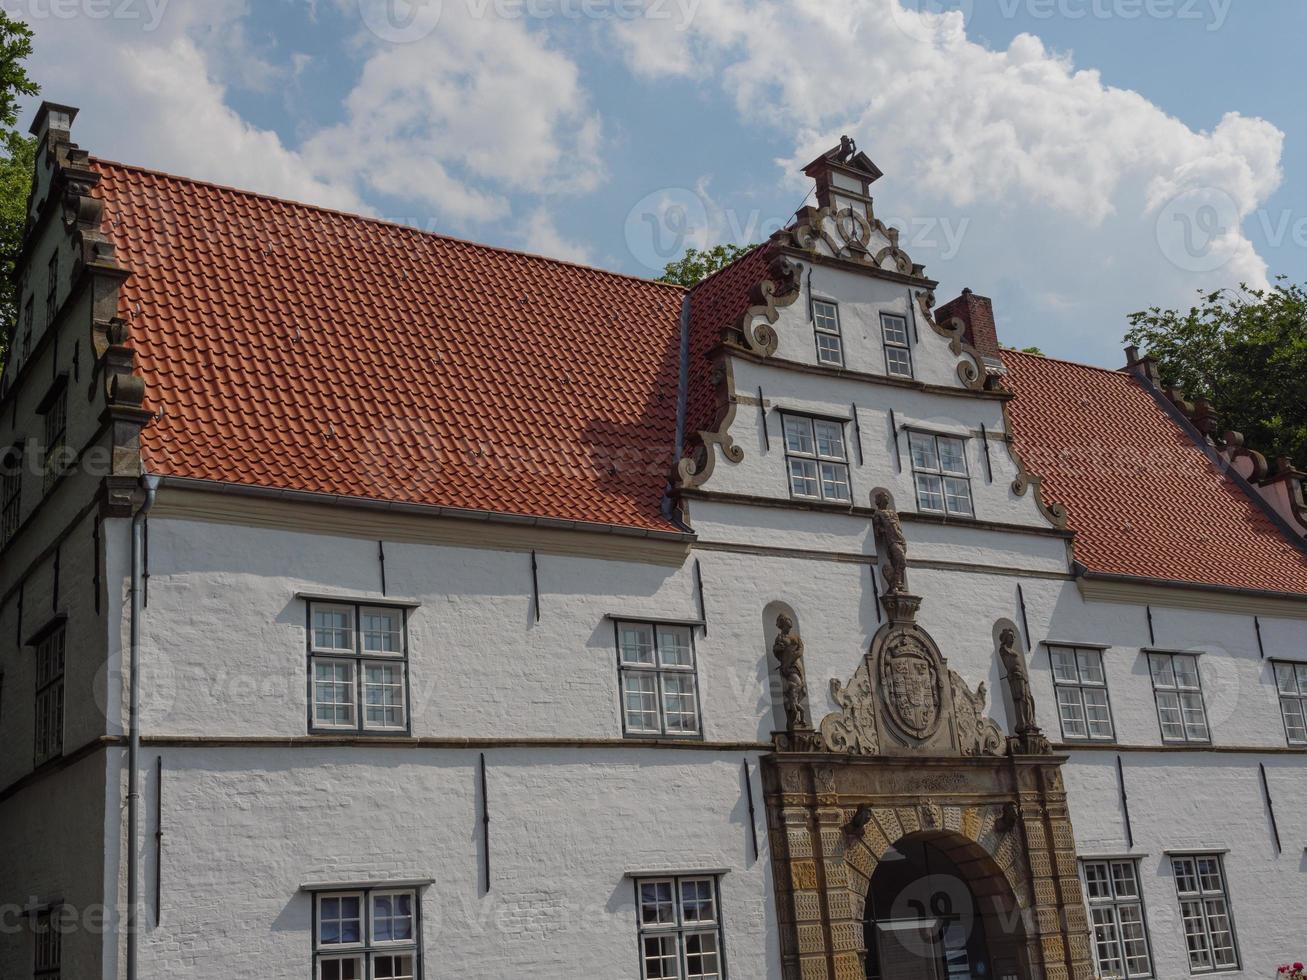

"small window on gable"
[782, 414, 851, 503]
[41, 384, 67, 495]
[880, 313, 913, 379]
[34, 626, 66, 765]
[909, 432, 973, 516]
[33, 906, 63, 980]
[812, 300, 843, 367]
[46, 251, 59, 329]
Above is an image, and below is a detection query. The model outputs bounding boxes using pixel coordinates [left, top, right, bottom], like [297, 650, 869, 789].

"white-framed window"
[33, 627, 65, 765]
[616, 621, 701, 738]
[811, 300, 843, 367]
[880, 313, 913, 379]
[1081, 859, 1153, 979]
[41, 386, 67, 494]
[2, 443, 21, 545]
[33, 906, 62, 980]
[635, 876, 726, 980]
[1148, 653, 1209, 744]
[308, 602, 410, 734]
[908, 432, 973, 516]
[1273, 661, 1307, 745]
[1170, 854, 1239, 973]
[314, 889, 418, 980]
[1049, 646, 1115, 742]
[782, 414, 851, 503]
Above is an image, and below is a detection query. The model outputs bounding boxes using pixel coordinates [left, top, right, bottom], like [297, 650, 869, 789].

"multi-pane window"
[880, 313, 913, 379]
[635, 876, 725, 980]
[617, 621, 701, 738]
[42, 386, 67, 494]
[34, 628, 65, 765]
[20, 298, 33, 360]
[314, 889, 419, 980]
[33, 907, 62, 980]
[308, 603, 409, 734]
[1148, 653, 1209, 743]
[908, 432, 973, 516]
[811, 300, 843, 367]
[1049, 646, 1115, 742]
[46, 251, 59, 328]
[1171, 855, 1239, 973]
[1081, 860, 1153, 979]
[2, 444, 21, 545]
[1273, 661, 1307, 745]
[782, 414, 851, 502]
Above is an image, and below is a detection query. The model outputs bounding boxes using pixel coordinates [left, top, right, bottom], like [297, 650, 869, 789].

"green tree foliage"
[659, 244, 755, 288]
[1126, 279, 1307, 467]
[0, 11, 37, 371]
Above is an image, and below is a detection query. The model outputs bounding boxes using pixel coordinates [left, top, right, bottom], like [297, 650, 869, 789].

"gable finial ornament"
[996, 621, 1052, 755]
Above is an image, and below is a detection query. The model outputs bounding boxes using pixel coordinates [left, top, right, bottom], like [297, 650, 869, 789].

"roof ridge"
[1001, 347, 1130, 376]
[90, 156, 688, 294]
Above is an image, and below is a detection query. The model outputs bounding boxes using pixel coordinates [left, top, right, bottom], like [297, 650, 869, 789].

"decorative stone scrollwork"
[950, 670, 1006, 758]
[735, 254, 802, 357]
[822, 658, 880, 756]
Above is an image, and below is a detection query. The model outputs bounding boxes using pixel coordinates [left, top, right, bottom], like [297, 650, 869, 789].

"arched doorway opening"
[864, 831, 1026, 980]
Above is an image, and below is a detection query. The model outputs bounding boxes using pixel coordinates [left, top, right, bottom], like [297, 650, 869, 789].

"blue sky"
[18, 0, 1304, 365]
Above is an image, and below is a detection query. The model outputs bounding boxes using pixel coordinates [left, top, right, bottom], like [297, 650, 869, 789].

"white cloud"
[609, 0, 1285, 363]
[518, 206, 594, 264]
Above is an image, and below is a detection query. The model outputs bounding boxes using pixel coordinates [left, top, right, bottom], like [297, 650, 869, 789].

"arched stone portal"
[762, 531, 1094, 978]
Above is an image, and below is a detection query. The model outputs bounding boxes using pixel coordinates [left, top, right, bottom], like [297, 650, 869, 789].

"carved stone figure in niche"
[998, 625, 1053, 754]
[772, 614, 811, 732]
[871, 489, 908, 594]
[999, 627, 1037, 734]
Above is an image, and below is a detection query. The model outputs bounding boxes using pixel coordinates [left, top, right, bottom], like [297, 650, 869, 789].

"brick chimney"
[935, 288, 1002, 361]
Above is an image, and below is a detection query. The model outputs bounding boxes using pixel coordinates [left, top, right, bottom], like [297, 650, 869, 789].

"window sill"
[307, 729, 413, 739]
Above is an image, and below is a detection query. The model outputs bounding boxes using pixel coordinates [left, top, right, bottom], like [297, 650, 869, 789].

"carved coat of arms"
[878, 631, 943, 742]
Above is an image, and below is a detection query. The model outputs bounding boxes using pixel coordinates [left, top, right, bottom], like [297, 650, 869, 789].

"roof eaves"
[156, 476, 697, 543]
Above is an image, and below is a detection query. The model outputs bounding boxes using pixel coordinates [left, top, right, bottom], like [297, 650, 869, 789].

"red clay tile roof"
[1002, 350, 1307, 596]
[92, 160, 688, 534]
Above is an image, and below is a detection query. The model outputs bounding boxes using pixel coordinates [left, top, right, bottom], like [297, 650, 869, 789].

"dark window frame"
[33, 625, 65, 766]
[811, 298, 844, 367]
[1147, 652, 1211, 745]
[1048, 645, 1117, 743]
[312, 887, 422, 980]
[907, 430, 974, 517]
[1080, 858, 1155, 979]
[2, 442, 22, 546]
[780, 411, 853, 503]
[45, 250, 59, 329]
[1272, 660, 1307, 746]
[306, 601, 413, 737]
[614, 619, 704, 741]
[20, 297, 33, 361]
[32, 905, 63, 980]
[880, 312, 914, 379]
[1169, 853, 1240, 974]
[633, 874, 728, 980]
[39, 380, 68, 495]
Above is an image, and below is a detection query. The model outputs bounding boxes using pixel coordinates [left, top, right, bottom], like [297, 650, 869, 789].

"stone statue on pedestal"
[772, 614, 811, 732]
[871, 489, 908, 594]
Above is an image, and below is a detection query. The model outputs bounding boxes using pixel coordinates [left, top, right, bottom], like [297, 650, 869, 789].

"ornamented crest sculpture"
[812, 494, 1008, 759]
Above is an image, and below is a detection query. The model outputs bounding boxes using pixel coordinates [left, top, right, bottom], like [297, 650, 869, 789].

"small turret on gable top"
[25, 101, 90, 229]
[802, 135, 884, 226]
